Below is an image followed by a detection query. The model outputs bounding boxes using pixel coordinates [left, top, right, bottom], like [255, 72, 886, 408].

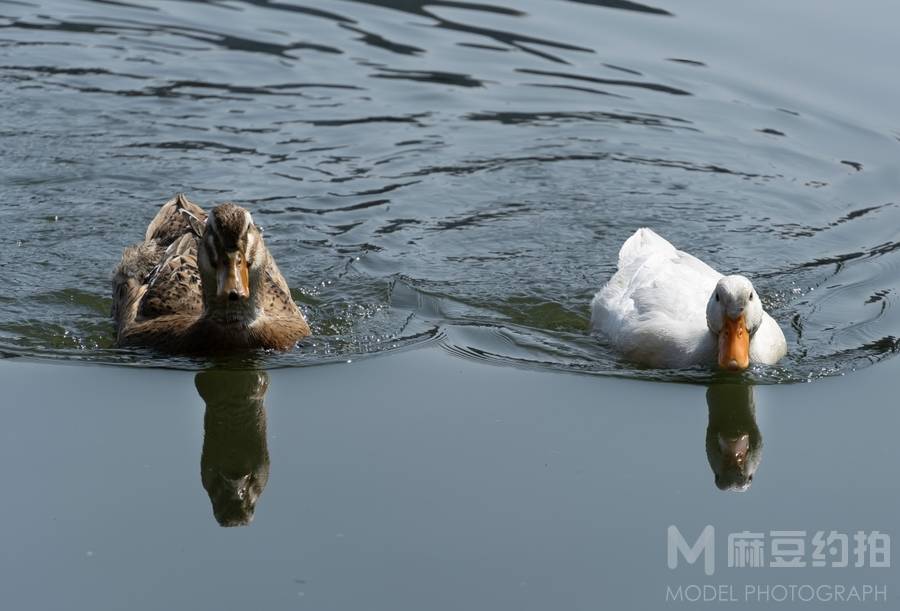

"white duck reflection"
[195, 369, 270, 527]
[705, 385, 762, 491]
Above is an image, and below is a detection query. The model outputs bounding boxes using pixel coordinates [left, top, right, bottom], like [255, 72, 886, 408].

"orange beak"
[217, 252, 250, 301]
[718, 314, 750, 370]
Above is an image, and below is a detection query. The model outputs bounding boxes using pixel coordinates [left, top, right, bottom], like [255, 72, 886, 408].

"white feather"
[590, 228, 787, 368]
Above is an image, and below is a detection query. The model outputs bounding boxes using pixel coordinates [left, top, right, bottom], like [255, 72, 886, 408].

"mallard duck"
[112, 194, 310, 352]
[590, 228, 786, 370]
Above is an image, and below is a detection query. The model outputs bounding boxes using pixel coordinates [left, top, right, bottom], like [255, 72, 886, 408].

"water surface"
[3, 0, 900, 382]
[2, 349, 898, 610]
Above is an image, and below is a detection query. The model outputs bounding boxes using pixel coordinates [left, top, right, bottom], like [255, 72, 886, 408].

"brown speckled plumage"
[112, 194, 310, 353]
[140, 233, 203, 318]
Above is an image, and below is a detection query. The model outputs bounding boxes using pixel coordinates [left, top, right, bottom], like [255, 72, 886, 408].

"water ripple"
[2, 0, 900, 383]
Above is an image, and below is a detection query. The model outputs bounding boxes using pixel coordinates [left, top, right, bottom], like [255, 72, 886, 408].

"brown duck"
[112, 194, 310, 352]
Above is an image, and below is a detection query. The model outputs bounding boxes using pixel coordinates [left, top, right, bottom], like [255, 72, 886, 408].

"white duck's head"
[705, 275, 764, 371]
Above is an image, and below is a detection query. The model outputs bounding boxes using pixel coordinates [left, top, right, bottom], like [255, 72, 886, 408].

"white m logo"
[668, 525, 715, 575]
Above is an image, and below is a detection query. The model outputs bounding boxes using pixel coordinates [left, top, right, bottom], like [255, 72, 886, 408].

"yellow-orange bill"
[217, 254, 250, 300]
[718, 314, 750, 370]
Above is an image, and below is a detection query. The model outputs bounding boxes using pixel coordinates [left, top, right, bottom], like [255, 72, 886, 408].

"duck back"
[591, 228, 720, 367]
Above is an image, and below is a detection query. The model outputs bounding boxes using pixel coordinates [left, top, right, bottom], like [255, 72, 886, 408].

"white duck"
[590, 228, 787, 370]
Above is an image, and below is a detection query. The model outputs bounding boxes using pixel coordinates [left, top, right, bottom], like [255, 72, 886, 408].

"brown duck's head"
[197, 203, 266, 309]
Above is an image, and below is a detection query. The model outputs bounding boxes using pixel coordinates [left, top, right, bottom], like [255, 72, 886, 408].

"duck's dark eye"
[749, 293, 754, 301]
[715, 292, 720, 302]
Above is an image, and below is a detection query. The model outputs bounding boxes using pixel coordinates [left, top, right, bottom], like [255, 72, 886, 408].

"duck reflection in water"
[195, 369, 270, 527]
[706, 385, 762, 492]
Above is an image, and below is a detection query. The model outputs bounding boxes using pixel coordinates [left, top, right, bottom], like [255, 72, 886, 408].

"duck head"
[197, 203, 267, 323]
[706, 275, 763, 371]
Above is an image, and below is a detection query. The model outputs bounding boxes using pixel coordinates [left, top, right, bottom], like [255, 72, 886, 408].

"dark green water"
[2, 1, 900, 609]
[3, 0, 900, 381]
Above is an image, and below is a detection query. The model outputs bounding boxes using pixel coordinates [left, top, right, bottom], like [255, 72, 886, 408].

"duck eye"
[749, 293, 754, 301]
[715, 292, 720, 302]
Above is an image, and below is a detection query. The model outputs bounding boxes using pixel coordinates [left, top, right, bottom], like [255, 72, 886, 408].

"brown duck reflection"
[195, 369, 270, 527]
[706, 385, 762, 492]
